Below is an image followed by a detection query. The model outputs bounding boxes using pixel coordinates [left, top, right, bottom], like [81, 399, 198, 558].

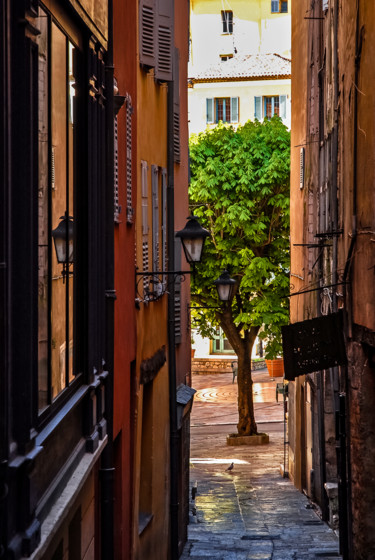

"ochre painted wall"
[113, 0, 137, 556]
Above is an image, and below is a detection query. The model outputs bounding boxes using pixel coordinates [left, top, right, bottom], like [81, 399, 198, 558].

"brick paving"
[180, 370, 341, 560]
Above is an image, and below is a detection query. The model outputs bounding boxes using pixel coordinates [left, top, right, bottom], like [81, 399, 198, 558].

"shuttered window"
[254, 96, 262, 120]
[141, 160, 149, 296]
[140, 0, 156, 68]
[141, 160, 148, 236]
[126, 94, 134, 223]
[114, 115, 120, 222]
[300, 147, 305, 189]
[156, 0, 173, 82]
[231, 97, 239, 123]
[173, 48, 180, 163]
[255, 95, 287, 121]
[206, 98, 214, 124]
[161, 168, 168, 278]
[206, 97, 239, 124]
[174, 238, 182, 344]
[151, 165, 159, 271]
[271, 1, 288, 13]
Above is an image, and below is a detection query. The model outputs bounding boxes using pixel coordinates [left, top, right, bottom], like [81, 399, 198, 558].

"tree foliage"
[189, 117, 290, 435]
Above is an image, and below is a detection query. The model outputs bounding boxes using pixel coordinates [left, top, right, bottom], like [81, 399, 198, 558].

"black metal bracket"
[135, 269, 192, 304]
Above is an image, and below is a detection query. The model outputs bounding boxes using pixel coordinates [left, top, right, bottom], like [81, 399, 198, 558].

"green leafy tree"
[189, 117, 290, 436]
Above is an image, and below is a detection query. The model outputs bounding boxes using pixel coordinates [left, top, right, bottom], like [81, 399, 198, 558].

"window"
[212, 328, 234, 354]
[254, 95, 287, 121]
[221, 10, 233, 34]
[37, 7, 79, 412]
[139, 0, 173, 81]
[206, 97, 239, 124]
[271, 0, 288, 13]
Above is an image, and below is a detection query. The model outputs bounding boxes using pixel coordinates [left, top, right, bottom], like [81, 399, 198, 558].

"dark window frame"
[221, 10, 233, 34]
[271, 1, 288, 13]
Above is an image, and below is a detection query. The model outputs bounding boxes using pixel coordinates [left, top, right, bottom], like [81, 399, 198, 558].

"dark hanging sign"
[282, 311, 347, 381]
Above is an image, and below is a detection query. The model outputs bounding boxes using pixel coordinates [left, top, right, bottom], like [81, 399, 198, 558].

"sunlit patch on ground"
[190, 458, 249, 465]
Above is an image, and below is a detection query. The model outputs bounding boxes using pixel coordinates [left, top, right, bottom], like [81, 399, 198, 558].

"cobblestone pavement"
[180, 371, 341, 560]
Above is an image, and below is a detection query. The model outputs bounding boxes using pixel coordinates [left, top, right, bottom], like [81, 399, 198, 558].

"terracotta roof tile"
[189, 53, 291, 82]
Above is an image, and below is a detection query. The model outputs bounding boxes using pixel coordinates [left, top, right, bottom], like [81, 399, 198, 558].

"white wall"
[188, 79, 291, 134]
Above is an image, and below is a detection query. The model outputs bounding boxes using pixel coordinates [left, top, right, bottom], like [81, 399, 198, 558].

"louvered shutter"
[151, 165, 159, 271]
[51, 147, 56, 190]
[300, 148, 305, 189]
[173, 48, 181, 163]
[230, 97, 239, 123]
[254, 96, 262, 120]
[206, 98, 214, 123]
[141, 160, 148, 235]
[161, 168, 168, 278]
[126, 94, 134, 223]
[114, 115, 121, 222]
[156, 0, 173, 82]
[174, 238, 182, 344]
[279, 95, 287, 120]
[142, 241, 149, 296]
[140, 0, 156, 68]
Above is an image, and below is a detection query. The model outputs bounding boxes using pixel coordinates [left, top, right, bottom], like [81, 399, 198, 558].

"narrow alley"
[181, 370, 341, 560]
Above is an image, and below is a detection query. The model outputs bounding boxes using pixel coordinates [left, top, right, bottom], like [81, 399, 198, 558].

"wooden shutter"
[141, 160, 148, 235]
[140, 0, 156, 68]
[156, 0, 173, 82]
[173, 48, 180, 163]
[231, 97, 239, 123]
[151, 165, 159, 271]
[114, 115, 121, 222]
[126, 94, 134, 223]
[142, 241, 149, 296]
[161, 168, 168, 277]
[300, 147, 305, 189]
[206, 98, 214, 123]
[174, 238, 182, 343]
[254, 96, 262, 120]
[279, 95, 287, 119]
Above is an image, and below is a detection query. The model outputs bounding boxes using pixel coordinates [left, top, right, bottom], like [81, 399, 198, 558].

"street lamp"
[175, 216, 209, 265]
[136, 216, 209, 304]
[52, 214, 74, 280]
[214, 270, 236, 302]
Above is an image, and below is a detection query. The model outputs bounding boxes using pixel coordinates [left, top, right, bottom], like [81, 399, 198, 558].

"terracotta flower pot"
[265, 358, 284, 377]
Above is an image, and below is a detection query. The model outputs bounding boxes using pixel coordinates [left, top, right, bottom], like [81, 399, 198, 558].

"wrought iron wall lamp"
[51, 212, 74, 282]
[135, 216, 209, 304]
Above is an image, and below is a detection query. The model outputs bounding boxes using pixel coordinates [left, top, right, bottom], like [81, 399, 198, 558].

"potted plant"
[261, 329, 284, 378]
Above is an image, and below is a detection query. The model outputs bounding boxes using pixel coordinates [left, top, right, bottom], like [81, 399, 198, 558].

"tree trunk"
[218, 307, 259, 436]
[237, 350, 258, 435]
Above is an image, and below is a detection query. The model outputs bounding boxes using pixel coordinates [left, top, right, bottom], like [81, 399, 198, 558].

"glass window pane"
[274, 96, 280, 116]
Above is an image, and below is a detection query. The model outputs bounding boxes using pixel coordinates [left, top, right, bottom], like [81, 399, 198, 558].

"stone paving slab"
[181, 373, 341, 560]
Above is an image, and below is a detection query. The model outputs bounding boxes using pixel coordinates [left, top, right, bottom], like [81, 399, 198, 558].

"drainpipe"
[101, 0, 115, 557]
[167, 76, 180, 559]
[340, 2, 362, 558]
